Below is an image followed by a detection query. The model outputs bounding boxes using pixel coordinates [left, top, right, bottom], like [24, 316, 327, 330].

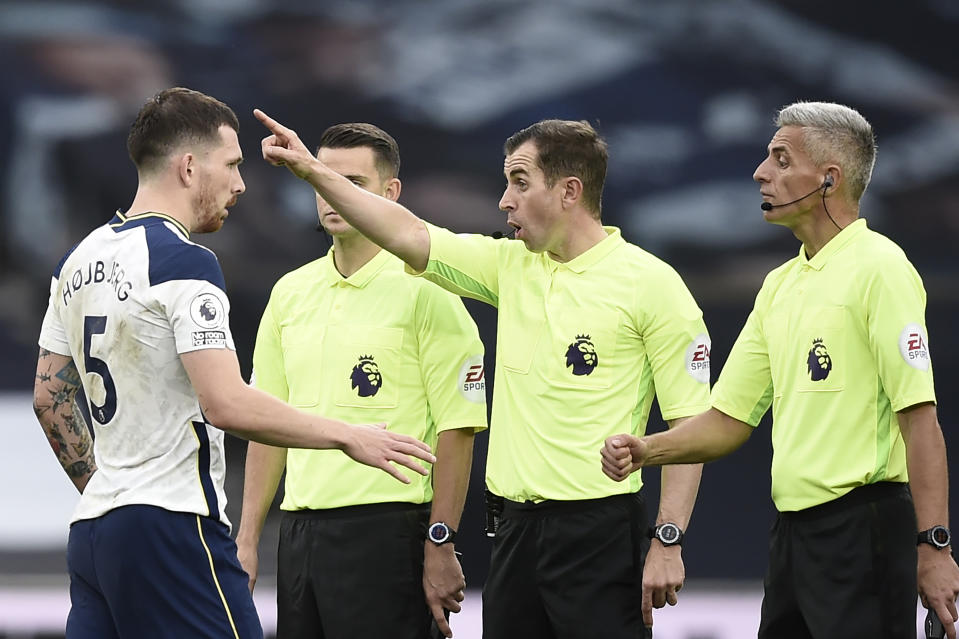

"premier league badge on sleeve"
[190, 293, 226, 329]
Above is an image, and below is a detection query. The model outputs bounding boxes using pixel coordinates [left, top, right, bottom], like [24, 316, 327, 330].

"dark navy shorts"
[66, 504, 263, 639]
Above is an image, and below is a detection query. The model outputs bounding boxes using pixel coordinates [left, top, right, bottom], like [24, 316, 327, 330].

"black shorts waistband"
[282, 501, 430, 520]
[782, 482, 910, 522]
[501, 493, 639, 518]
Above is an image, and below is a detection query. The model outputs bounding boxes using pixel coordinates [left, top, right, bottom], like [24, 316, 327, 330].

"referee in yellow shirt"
[254, 112, 713, 637]
[602, 101, 959, 638]
[235, 123, 487, 639]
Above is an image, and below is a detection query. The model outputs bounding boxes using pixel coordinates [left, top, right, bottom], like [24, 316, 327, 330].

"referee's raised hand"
[342, 423, 435, 483]
[601, 434, 648, 481]
[254, 108, 318, 180]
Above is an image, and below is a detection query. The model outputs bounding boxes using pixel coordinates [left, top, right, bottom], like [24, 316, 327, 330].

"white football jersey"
[39, 211, 235, 528]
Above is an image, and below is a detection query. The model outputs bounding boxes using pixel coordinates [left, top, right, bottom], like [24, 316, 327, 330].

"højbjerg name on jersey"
[61, 259, 134, 306]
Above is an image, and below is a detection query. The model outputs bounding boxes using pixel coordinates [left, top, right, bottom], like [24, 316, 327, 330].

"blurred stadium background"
[1, 1, 957, 637]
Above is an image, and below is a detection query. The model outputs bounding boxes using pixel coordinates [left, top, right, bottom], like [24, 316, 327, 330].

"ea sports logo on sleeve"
[190, 293, 225, 329]
[898, 323, 930, 371]
[458, 355, 486, 403]
[684, 334, 711, 384]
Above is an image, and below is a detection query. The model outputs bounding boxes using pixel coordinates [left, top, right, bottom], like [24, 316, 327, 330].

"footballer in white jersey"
[39, 210, 234, 528]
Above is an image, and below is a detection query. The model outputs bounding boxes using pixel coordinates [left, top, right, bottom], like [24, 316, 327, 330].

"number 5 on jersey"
[84, 315, 118, 424]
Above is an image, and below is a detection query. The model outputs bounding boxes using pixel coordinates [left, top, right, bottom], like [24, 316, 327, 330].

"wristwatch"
[427, 521, 457, 546]
[917, 525, 951, 550]
[649, 522, 684, 547]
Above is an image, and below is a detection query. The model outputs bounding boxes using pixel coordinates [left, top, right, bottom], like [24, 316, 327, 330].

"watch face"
[658, 524, 679, 544]
[933, 526, 951, 546]
[429, 523, 451, 543]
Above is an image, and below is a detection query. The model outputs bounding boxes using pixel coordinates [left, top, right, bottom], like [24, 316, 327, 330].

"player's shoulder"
[53, 239, 84, 279]
[750, 257, 798, 309]
[275, 255, 328, 286]
[141, 221, 224, 291]
[847, 226, 923, 293]
[616, 239, 687, 283]
[851, 225, 910, 266]
[52, 220, 117, 278]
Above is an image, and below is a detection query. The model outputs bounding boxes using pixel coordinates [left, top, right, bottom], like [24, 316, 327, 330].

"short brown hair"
[504, 119, 608, 216]
[127, 87, 239, 175]
[318, 123, 401, 180]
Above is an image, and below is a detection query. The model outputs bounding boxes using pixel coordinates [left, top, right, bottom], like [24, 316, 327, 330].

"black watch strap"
[649, 522, 684, 547]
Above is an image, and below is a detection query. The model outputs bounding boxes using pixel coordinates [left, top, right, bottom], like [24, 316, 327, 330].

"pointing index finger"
[253, 108, 291, 136]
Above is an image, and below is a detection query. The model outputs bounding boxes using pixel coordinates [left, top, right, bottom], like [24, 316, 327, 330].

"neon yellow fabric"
[712, 219, 936, 511]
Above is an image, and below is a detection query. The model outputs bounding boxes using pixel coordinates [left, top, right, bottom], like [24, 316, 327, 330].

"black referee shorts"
[276, 502, 438, 639]
[482, 492, 652, 639]
[758, 482, 918, 639]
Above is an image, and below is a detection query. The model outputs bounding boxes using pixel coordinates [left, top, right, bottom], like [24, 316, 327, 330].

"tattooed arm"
[33, 348, 97, 493]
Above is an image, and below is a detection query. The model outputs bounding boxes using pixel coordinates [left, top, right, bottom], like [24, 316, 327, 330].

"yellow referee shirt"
[712, 219, 936, 511]
[252, 248, 487, 510]
[416, 224, 711, 502]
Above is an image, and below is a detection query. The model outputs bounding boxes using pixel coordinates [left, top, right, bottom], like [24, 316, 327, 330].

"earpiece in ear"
[823, 175, 834, 188]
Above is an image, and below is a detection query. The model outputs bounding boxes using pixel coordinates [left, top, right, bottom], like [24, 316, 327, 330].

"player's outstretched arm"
[601, 408, 752, 481]
[32, 348, 97, 493]
[181, 348, 435, 483]
[254, 108, 431, 272]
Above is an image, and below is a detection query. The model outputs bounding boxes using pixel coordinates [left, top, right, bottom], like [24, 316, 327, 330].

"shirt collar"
[111, 210, 190, 239]
[321, 246, 392, 288]
[798, 218, 867, 271]
[552, 226, 625, 273]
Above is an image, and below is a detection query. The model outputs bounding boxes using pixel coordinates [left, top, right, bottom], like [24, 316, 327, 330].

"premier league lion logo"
[199, 299, 218, 323]
[565, 334, 599, 376]
[351, 355, 383, 397]
[807, 337, 832, 381]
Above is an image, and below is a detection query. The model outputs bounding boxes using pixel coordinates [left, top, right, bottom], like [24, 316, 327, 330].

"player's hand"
[601, 434, 647, 481]
[342, 423, 434, 483]
[918, 545, 959, 639]
[424, 543, 466, 637]
[236, 540, 259, 594]
[641, 541, 685, 629]
[254, 109, 317, 180]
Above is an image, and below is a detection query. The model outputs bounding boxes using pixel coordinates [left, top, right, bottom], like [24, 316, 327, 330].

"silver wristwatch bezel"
[653, 522, 684, 547]
[427, 521, 456, 546]
[918, 525, 951, 550]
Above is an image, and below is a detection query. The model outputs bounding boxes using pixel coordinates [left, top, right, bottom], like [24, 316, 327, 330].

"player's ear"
[383, 177, 401, 202]
[177, 153, 195, 187]
[560, 176, 583, 209]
